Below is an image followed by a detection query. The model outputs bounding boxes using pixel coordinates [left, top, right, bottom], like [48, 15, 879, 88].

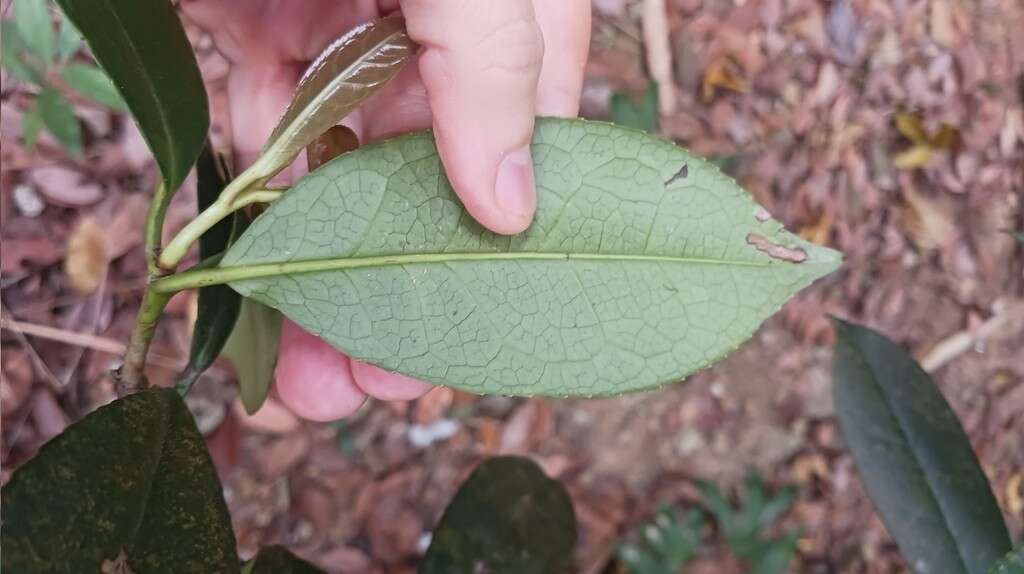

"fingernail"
[494, 146, 536, 222]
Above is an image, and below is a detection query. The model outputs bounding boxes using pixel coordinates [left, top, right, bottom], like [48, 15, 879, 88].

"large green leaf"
[54, 0, 208, 193]
[249, 16, 416, 181]
[1, 388, 238, 574]
[242, 546, 324, 574]
[218, 118, 840, 396]
[421, 456, 577, 574]
[990, 545, 1024, 574]
[177, 143, 243, 393]
[832, 320, 1012, 574]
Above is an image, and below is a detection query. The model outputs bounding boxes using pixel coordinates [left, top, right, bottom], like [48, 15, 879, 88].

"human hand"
[182, 0, 591, 420]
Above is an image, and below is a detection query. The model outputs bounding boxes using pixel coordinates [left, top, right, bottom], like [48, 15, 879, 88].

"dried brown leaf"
[64, 217, 108, 295]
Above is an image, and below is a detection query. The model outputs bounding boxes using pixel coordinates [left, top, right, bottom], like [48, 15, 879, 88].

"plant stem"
[144, 182, 169, 275]
[116, 283, 171, 396]
[157, 166, 267, 270]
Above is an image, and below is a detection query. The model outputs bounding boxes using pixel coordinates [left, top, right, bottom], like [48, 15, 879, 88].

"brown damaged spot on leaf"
[746, 233, 808, 263]
[664, 163, 689, 186]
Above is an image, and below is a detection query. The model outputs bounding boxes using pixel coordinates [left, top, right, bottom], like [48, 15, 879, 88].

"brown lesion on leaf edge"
[745, 233, 807, 263]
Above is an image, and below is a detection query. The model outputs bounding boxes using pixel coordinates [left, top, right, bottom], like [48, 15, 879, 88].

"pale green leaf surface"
[61, 63, 128, 111]
[22, 100, 43, 149]
[56, 15, 81, 61]
[223, 118, 841, 396]
[37, 87, 82, 157]
[1, 20, 44, 84]
[223, 299, 282, 414]
[14, 0, 55, 67]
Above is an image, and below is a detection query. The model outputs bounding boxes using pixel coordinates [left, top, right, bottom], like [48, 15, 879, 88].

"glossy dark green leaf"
[242, 546, 324, 574]
[1, 388, 238, 574]
[177, 143, 242, 393]
[36, 87, 82, 157]
[14, 0, 55, 67]
[223, 299, 282, 414]
[421, 456, 576, 574]
[54, 0, 208, 193]
[832, 319, 1011, 574]
[610, 81, 659, 134]
[61, 62, 128, 112]
[990, 545, 1024, 574]
[250, 16, 416, 180]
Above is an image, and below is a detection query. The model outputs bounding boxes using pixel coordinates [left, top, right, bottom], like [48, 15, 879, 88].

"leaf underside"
[1, 389, 238, 574]
[832, 320, 1011, 574]
[223, 118, 841, 397]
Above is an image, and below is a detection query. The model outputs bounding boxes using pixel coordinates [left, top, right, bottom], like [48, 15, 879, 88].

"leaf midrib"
[153, 249, 827, 293]
[844, 337, 971, 573]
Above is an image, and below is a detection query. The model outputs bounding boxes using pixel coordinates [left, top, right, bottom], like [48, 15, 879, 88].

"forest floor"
[2, 0, 1023, 572]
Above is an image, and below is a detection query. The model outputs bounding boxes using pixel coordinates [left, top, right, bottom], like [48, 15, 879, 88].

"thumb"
[400, 0, 543, 235]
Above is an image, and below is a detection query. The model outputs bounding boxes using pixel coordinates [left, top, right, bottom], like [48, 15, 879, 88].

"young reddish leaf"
[54, 0, 208, 193]
[249, 16, 416, 181]
[422, 457, 577, 574]
[832, 320, 1011, 574]
[1, 388, 238, 573]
